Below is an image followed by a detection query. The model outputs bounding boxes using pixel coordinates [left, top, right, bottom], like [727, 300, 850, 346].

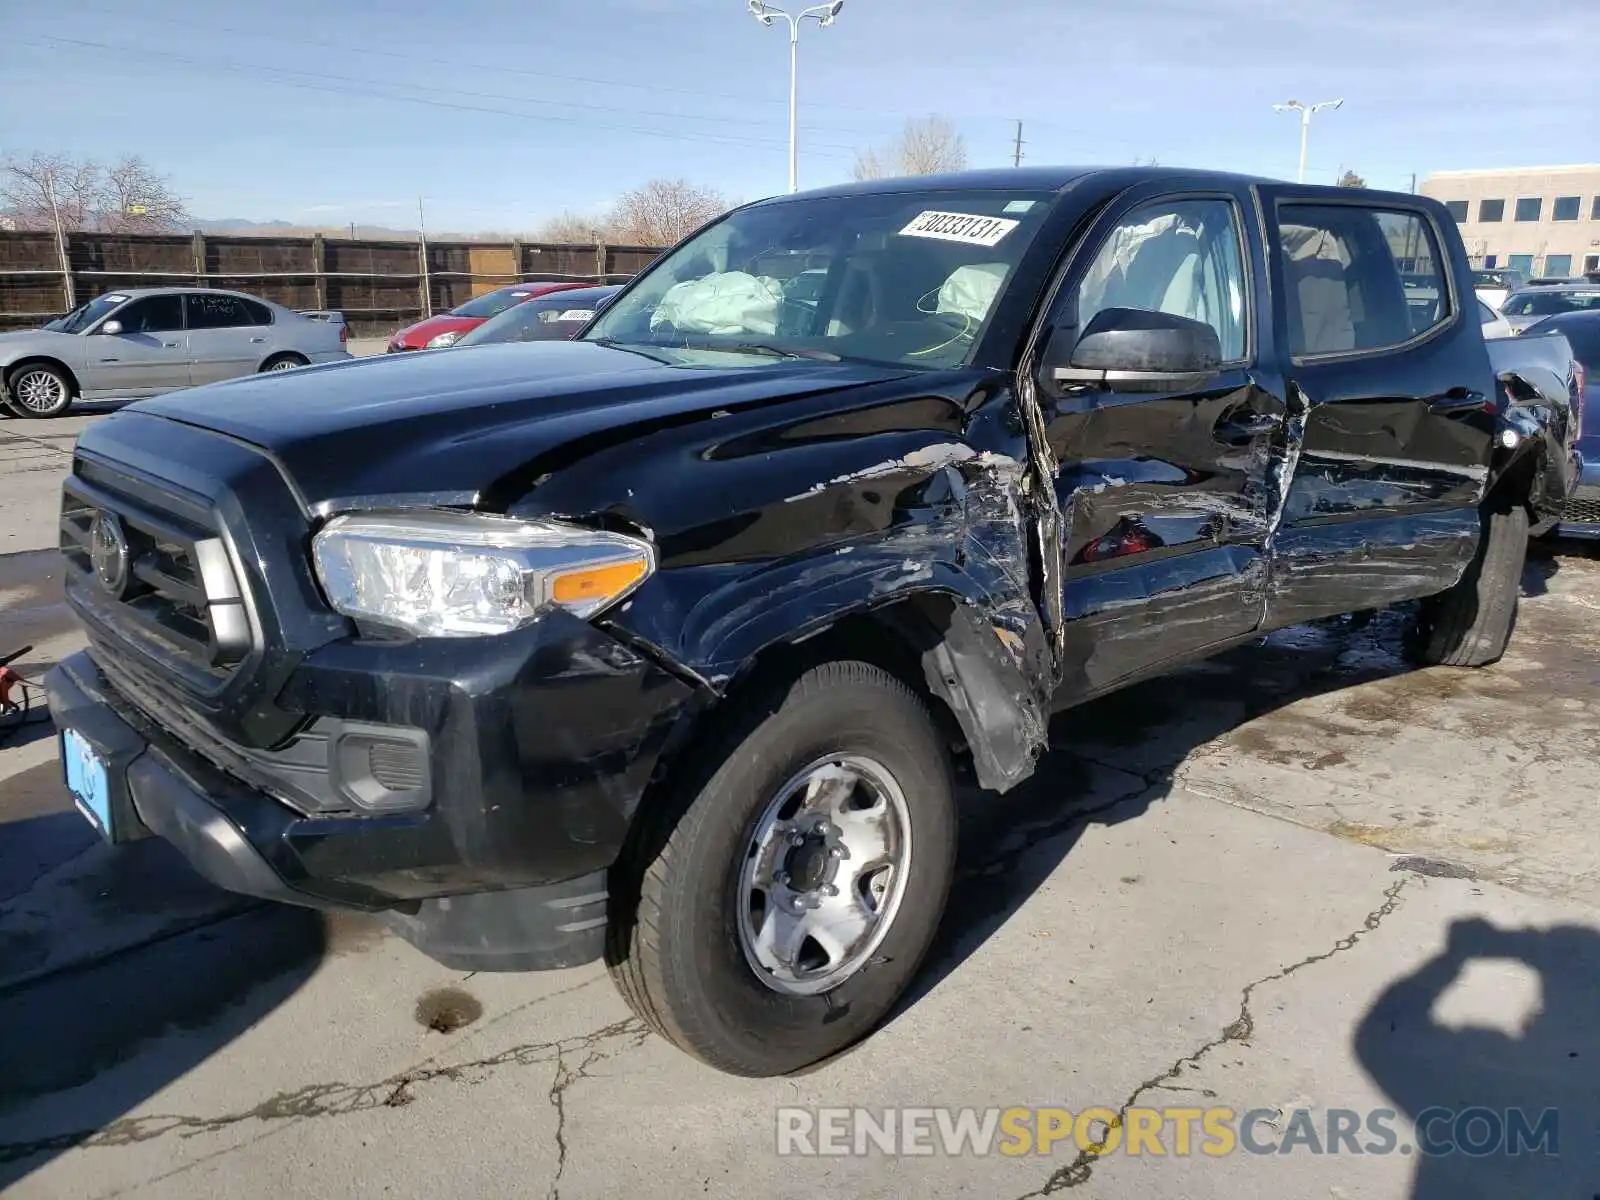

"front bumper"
[45, 613, 698, 968]
[1551, 449, 1600, 539]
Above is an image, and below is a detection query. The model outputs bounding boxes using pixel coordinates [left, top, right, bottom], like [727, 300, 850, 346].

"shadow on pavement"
[1354, 917, 1598, 1199]
[898, 604, 1426, 1016]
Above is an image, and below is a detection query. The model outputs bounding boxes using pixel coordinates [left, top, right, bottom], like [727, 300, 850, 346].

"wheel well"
[4, 356, 79, 397]
[645, 599, 978, 806]
[1488, 444, 1543, 515]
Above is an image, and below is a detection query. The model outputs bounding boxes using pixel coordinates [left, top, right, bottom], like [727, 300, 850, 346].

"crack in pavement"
[1013, 875, 1411, 1197]
[0, 1016, 651, 1167]
[544, 1026, 646, 1200]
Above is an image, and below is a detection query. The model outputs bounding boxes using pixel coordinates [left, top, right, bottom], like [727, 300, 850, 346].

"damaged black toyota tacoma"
[48, 168, 1580, 1076]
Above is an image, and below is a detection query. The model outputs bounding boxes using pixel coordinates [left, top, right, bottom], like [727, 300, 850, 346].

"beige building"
[1419, 165, 1600, 277]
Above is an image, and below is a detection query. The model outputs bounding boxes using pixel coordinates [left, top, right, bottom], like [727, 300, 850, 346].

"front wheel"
[1406, 499, 1529, 667]
[607, 660, 957, 1076]
[6, 363, 73, 417]
[259, 353, 308, 372]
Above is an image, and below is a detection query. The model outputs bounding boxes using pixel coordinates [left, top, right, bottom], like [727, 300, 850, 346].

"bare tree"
[608, 179, 729, 247]
[535, 211, 609, 243]
[852, 116, 968, 181]
[0, 151, 188, 232]
[101, 157, 191, 233]
[1337, 169, 1368, 188]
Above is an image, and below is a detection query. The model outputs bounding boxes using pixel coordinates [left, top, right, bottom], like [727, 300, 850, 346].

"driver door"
[83, 295, 190, 397]
[1036, 185, 1293, 704]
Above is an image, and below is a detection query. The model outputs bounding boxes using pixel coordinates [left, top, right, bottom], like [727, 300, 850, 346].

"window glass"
[1501, 289, 1600, 316]
[452, 285, 544, 319]
[1543, 254, 1572, 277]
[1277, 205, 1448, 357]
[116, 294, 184, 334]
[1553, 196, 1580, 222]
[1592, 197, 1600, 221]
[1507, 254, 1535, 274]
[1514, 197, 1542, 222]
[586, 189, 1056, 368]
[1476, 300, 1496, 322]
[1444, 200, 1468, 222]
[185, 293, 252, 329]
[1073, 199, 1247, 361]
[240, 298, 274, 325]
[1479, 199, 1505, 222]
[49, 293, 128, 334]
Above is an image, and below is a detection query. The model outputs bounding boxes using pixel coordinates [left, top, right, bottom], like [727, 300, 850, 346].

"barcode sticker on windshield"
[899, 211, 1019, 248]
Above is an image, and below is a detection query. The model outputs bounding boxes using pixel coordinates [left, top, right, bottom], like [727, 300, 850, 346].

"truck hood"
[130, 340, 916, 511]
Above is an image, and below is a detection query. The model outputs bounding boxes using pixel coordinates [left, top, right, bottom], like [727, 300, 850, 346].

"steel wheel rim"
[13, 369, 65, 413]
[736, 753, 912, 996]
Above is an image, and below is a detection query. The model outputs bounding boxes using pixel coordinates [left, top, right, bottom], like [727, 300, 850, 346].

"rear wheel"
[259, 353, 308, 372]
[607, 660, 957, 1076]
[1406, 498, 1529, 667]
[6, 363, 73, 417]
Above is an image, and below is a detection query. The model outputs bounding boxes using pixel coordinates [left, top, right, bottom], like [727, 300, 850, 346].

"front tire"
[259, 353, 308, 372]
[607, 660, 957, 1076]
[5, 363, 73, 417]
[1406, 498, 1529, 667]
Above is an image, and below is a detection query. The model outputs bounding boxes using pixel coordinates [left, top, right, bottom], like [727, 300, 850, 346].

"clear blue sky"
[4, 0, 1595, 232]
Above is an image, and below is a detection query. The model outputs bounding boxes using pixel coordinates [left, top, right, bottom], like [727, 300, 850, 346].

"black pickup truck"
[46, 168, 1579, 1076]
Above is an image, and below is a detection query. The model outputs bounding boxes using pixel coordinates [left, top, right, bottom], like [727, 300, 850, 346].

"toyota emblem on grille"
[88, 511, 131, 598]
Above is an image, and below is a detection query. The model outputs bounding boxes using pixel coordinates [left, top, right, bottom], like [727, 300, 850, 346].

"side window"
[114, 295, 184, 334]
[240, 298, 273, 326]
[1074, 199, 1248, 362]
[1277, 204, 1450, 358]
[185, 294, 251, 330]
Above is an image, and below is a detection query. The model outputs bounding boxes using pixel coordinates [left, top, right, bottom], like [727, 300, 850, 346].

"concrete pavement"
[0, 405, 1596, 1199]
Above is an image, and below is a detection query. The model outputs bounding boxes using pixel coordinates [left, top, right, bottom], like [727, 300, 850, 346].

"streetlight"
[1272, 98, 1343, 184]
[747, 0, 844, 193]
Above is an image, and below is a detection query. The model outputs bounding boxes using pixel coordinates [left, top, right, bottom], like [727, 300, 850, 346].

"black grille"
[60, 461, 252, 685]
[1560, 492, 1600, 526]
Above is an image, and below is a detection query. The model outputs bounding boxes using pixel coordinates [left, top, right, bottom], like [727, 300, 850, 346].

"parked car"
[1521, 310, 1598, 538]
[0, 288, 350, 417]
[47, 168, 1578, 1077]
[454, 285, 620, 347]
[1472, 267, 1528, 309]
[1499, 283, 1600, 333]
[1479, 299, 1514, 339]
[386, 282, 595, 352]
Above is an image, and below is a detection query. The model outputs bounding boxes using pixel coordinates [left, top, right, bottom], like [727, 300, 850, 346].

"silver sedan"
[0, 287, 352, 417]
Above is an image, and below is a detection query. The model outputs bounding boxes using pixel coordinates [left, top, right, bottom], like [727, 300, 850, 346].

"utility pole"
[1012, 120, 1025, 168]
[44, 177, 74, 311]
[1409, 173, 1417, 194]
[1273, 98, 1343, 184]
[417, 196, 432, 319]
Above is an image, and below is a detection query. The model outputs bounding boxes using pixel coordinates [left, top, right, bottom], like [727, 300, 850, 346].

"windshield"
[584, 189, 1055, 368]
[457, 288, 617, 346]
[450, 286, 545, 319]
[1501, 290, 1600, 317]
[49, 293, 129, 334]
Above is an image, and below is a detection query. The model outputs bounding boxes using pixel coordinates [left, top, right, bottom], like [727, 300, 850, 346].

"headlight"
[311, 511, 654, 637]
[425, 330, 464, 349]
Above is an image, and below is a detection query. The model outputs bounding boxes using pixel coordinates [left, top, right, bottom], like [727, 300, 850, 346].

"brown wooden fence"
[0, 230, 664, 336]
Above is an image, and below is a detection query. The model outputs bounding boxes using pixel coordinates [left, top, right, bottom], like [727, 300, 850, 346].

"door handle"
[162, 342, 180, 348]
[1427, 388, 1487, 414]
[1215, 413, 1280, 444]
[250, 337, 266, 344]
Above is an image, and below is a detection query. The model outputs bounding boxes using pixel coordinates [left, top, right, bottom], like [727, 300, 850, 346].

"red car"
[386, 282, 592, 352]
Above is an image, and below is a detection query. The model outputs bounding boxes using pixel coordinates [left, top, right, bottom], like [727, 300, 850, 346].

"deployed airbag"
[651, 271, 783, 336]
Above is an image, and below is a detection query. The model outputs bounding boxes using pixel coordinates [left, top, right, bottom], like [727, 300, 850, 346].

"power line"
[25, 36, 865, 158]
[57, 3, 905, 123]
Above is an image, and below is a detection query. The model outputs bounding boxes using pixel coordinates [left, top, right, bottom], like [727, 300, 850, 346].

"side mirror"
[1050, 307, 1223, 393]
[99, 320, 124, 336]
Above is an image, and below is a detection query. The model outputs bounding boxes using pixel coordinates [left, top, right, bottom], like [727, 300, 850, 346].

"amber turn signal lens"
[551, 559, 649, 607]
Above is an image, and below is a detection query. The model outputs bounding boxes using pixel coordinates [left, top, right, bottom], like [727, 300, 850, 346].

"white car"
[1478, 300, 1514, 339]
[1470, 268, 1529, 311]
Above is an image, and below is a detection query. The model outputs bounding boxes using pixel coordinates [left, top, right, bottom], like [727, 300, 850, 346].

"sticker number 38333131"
[898, 210, 1020, 248]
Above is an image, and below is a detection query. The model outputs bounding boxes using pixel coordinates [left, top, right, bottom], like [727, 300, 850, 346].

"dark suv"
[48, 168, 1578, 1076]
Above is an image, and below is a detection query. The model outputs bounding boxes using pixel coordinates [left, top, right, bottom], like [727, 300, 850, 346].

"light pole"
[747, 0, 844, 193]
[1272, 98, 1343, 184]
